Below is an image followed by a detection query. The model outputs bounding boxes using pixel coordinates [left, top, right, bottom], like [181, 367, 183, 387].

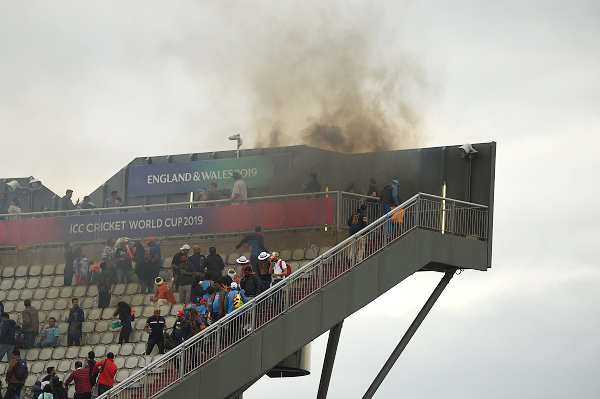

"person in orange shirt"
[152, 277, 176, 305]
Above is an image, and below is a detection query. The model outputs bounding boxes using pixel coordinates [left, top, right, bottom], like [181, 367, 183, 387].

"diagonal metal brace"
[362, 269, 457, 399]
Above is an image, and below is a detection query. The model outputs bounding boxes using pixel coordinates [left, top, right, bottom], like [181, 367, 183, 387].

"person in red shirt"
[65, 360, 92, 399]
[152, 277, 176, 305]
[93, 352, 118, 396]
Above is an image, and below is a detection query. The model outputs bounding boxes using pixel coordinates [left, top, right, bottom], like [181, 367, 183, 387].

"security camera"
[228, 134, 241, 141]
[6, 180, 20, 192]
[459, 143, 477, 158]
[28, 178, 42, 190]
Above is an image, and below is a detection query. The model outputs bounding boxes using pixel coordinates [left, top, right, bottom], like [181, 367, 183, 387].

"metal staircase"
[98, 193, 490, 399]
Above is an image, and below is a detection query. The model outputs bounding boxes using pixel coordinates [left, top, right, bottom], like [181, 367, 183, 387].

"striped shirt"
[64, 367, 92, 393]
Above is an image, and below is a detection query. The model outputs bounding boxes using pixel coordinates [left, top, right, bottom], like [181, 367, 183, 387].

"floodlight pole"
[362, 269, 456, 399]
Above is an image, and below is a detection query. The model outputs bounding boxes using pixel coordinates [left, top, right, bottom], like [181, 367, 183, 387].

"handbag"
[110, 320, 122, 329]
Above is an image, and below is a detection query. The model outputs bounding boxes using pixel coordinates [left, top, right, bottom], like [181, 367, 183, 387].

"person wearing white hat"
[257, 252, 272, 290]
[170, 244, 191, 292]
[225, 282, 248, 314]
[152, 277, 176, 305]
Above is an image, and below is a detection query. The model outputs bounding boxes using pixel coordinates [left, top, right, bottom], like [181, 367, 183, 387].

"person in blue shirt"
[235, 226, 269, 274]
[36, 317, 60, 348]
[209, 279, 229, 323]
[380, 180, 400, 215]
[224, 282, 249, 314]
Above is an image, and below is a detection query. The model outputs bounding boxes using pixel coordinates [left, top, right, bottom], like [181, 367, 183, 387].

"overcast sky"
[1, 0, 599, 398]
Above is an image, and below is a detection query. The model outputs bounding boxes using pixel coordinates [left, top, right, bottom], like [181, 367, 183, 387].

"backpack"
[13, 358, 28, 380]
[232, 292, 243, 309]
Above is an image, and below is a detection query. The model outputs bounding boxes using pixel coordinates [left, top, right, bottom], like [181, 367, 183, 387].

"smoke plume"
[245, 2, 428, 153]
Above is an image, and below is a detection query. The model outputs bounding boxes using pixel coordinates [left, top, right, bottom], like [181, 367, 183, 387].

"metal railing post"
[318, 258, 324, 289]
[180, 343, 185, 379]
[251, 301, 256, 333]
[216, 325, 221, 354]
[284, 281, 290, 312]
[143, 368, 148, 399]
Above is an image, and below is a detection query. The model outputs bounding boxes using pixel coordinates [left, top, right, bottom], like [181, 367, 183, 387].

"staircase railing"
[98, 193, 488, 399]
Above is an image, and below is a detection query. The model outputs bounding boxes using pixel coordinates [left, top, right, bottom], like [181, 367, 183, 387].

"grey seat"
[25, 374, 37, 388]
[162, 257, 173, 269]
[41, 300, 55, 312]
[39, 277, 53, 288]
[291, 248, 305, 261]
[86, 333, 101, 346]
[125, 283, 140, 295]
[96, 320, 109, 333]
[115, 369, 129, 382]
[142, 306, 155, 318]
[114, 357, 126, 370]
[15, 265, 29, 278]
[55, 263, 65, 275]
[26, 348, 40, 361]
[13, 278, 26, 290]
[33, 288, 48, 300]
[82, 321, 95, 334]
[41, 264, 56, 276]
[65, 346, 80, 359]
[134, 318, 147, 330]
[100, 332, 115, 345]
[58, 322, 69, 335]
[318, 246, 331, 256]
[52, 276, 65, 287]
[30, 360, 45, 374]
[3, 302, 15, 313]
[107, 343, 120, 355]
[279, 249, 292, 262]
[78, 345, 94, 358]
[39, 347, 53, 361]
[131, 295, 145, 307]
[47, 310, 62, 322]
[101, 308, 114, 320]
[20, 289, 33, 300]
[47, 287, 60, 299]
[2, 266, 15, 278]
[120, 343, 134, 356]
[58, 359, 72, 373]
[15, 302, 26, 313]
[87, 285, 98, 297]
[129, 330, 141, 343]
[55, 298, 69, 310]
[52, 347, 67, 360]
[133, 343, 146, 356]
[124, 356, 138, 369]
[0, 279, 12, 290]
[29, 264, 42, 277]
[45, 359, 59, 371]
[305, 247, 318, 260]
[82, 297, 95, 309]
[88, 308, 102, 321]
[93, 345, 106, 358]
[112, 283, 126, 296]
[72, 286, 87, 298]
[59, 286, 73, 298]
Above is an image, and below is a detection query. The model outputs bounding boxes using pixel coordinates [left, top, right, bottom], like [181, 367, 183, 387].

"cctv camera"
[459, 143, 477, 158]
[28, 178, 42, 190]
[6, 180, 20, 192]
[228, 134, 241, 140]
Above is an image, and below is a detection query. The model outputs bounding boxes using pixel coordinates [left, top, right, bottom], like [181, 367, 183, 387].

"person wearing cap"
[114, 238, 135, 284]
[144, 309, 167, 355]
[171, 310, 192, 347]
[227, 268, 240, 285]
[269, 252, 288, 286]
[235, 226, 269, 274]
[240, 264, 262, 298]
[171, 244, 191, 292]
[230, 171, 248, 205]
[153, 277, 176, 305]
[225, 282, 248, 314]
[380, 179, 400, 215]
[257, 252, 272, 290]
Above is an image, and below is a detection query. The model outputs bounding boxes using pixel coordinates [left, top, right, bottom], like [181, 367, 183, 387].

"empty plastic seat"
[41, 264, 56, 276]
[0, 279, 12, 291]
[78, 345, 93, 358]
[82, 321, 95, 334]
[86, 333, 101, 346]
[58, 323, 69, 335]
[134, 318, 147, 330]
[29, 264, 42, 277]
[87, 285, 98, 297]
[30, 360, 45, 374]
[72, 286, 87, 298]
[52, 347, 66, 360]
[114, 357, 126, 369]
[0, 362, 6, 375]
[93, 345, 106, 358]
[115, 369, 129, 382]
[39, 277, 53, 288]
[162, 257, 173, 269]
[15, 302, 26, 313]
[165, 316, 176, 328]
[47, 287, 60, 299]
[129, 330, 141, 343]
[30, 289, 47, 303]
[305, 247, 318, 260]
[131, 295, 145, 307]
[120, 295, 133, 306]
[119, 344, 133, 356]
[20, 289, 33, 300]
[15, 265, 28, 278]
[133, 343, 146, 356]
[88, 308, 102, 321]
[279, 249, 292, 262]
[291, 248, 305, 261]
[142, 306, 155, 318]
[109, 296, 120, 307]
[124, 356, 138, 369]
[55, 263, 65, 275]
[7, 290, 19, 302]
[101, 308, 114, 320]
[26, 348, 40, 361]
[52, 276, 64, 287]
[3, 302, 15, 313]
[137, 357, 148, 368]
[55, 298, 69, 310]
[59, 286, 73, 298]
[37, 310, 46, 323]
[65, 346, 80, 359]
[106, 343, 120, 355]
[100, 332, 114, 345]
[318, 246, 331, 256]
[112, 283, 126, 296]
[226, 253, 240, 265]
[39, 348, 53, 361]
[288, 262, 300, 274]
[2, 266, 15, 278]
[159, 269, 172, 281]
[58, 359, 72, 373]
[125, 283, 139, 295]
[96, 320, 109, 333]
[45, 360, 59, 371]
[25, 374, 37, 387]
[82, 297, 95, 309]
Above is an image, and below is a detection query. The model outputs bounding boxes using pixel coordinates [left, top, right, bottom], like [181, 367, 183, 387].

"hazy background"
[1, 0, 599, 397]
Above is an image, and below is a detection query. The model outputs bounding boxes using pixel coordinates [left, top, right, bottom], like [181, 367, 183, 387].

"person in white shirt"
[269, 252, 288, 286]
[230, 171, 247, 205]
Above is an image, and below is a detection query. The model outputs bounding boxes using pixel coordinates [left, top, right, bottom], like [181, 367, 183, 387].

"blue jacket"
[0, 319, 16, 345]
[224, 289, 249, 314]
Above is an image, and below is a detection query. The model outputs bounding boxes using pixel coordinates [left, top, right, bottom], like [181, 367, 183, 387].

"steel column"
[316, 321, 344, 399]
[362, 269, 456, 399]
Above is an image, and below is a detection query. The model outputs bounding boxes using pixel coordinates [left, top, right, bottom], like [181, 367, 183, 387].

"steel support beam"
[316, 321, 344, 399]
[362, 269, 456, 399]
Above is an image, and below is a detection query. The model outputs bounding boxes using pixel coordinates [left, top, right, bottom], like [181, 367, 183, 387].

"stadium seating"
[0, 246, 326, 393]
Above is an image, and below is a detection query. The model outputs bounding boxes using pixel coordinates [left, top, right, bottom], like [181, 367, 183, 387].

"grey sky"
[1, 0, 599, 398]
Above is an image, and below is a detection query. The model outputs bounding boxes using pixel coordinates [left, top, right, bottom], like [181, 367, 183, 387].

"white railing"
[97, 193, 488, 399]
